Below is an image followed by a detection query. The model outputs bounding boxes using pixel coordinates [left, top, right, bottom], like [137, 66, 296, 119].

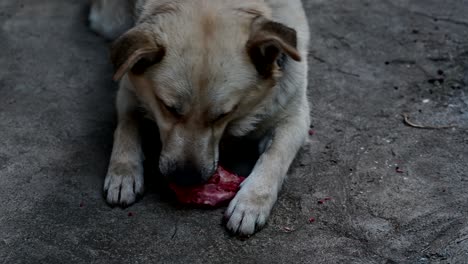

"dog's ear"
[110, 28, 166, 81]
[246, 17, 301, 77]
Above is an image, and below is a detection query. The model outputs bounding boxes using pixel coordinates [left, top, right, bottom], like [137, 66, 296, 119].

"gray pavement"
[1, 0, 468, 263]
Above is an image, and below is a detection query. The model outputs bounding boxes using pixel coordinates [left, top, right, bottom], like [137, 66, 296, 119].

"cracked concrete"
[0, 0, 467, 263]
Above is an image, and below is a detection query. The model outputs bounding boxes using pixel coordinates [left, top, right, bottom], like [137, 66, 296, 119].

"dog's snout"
[167, 164, 206, 186]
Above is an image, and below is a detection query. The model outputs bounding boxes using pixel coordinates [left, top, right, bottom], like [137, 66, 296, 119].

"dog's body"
[89, 0, 310, 235]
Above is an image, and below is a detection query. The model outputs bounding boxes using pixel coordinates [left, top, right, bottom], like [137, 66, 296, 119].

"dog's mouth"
[162, 137, 258, 206]
[163, 160, 220, 186]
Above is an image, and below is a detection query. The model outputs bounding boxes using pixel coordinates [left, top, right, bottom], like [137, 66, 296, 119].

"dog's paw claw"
[224, 181, 275, 236]
[103, 163, 144, 207]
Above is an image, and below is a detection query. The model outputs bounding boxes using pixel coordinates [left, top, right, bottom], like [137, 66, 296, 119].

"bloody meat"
[169, 166, 245, 207]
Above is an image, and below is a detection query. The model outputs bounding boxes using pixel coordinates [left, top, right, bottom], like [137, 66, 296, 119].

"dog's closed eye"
[164, 104, 182, 118]
[212, 104, 239, 124]
[214, 112, 229, 123]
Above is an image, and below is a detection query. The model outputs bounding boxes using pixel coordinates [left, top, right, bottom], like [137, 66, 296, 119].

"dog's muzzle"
[166, 162, 213, 186]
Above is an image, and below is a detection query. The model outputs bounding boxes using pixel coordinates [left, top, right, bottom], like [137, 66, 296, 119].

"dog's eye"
[164, 105, 182, 118]
[214, 112, 229, 122]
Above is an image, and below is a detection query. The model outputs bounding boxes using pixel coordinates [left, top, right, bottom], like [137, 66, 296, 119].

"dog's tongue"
[169, 166, 245, 207]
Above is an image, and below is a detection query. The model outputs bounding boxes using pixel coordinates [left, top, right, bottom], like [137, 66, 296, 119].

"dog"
[89, 0, 310, 235]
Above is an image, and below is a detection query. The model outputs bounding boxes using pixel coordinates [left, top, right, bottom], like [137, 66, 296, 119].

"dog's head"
[110, 3, 301, 186]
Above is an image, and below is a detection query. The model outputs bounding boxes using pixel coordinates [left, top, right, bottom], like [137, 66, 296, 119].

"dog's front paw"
[224, 178, 277, 236]
[104, 162, 144, 207]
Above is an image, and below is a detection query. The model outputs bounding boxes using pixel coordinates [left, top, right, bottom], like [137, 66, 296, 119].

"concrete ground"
[1, 0, 467, 263]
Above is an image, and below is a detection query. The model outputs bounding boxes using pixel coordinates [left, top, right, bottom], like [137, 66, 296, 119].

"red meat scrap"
[169, 166, 245, 207]
[318, 197, 332, 204]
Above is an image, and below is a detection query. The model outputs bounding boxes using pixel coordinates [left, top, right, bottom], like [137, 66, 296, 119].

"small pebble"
[428, 78, 444, 85]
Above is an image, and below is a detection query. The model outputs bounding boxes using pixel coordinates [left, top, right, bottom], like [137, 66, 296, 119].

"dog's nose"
[167, 165, 206, 186]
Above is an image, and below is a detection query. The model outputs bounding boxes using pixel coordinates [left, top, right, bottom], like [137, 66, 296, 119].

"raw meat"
[169, 166, 245, 207]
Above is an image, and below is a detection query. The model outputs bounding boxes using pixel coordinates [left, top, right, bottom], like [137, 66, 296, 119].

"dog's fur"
[89, 0, 310, 235]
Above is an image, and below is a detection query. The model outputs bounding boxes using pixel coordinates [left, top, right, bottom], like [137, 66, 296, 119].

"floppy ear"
[246, 17, 301, 77]
[110, 27, 166, 81]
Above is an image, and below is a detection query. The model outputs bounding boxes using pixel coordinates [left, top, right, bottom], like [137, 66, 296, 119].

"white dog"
[89, 0, 310, 235]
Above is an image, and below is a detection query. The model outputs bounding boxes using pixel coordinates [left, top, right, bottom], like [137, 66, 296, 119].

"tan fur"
[90, 0, 310, 235]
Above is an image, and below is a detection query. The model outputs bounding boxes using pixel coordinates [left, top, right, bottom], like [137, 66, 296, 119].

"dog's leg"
[104, 83, 144, 206]
[89, 0, 134, 40]
[225, 97, 310, 235]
